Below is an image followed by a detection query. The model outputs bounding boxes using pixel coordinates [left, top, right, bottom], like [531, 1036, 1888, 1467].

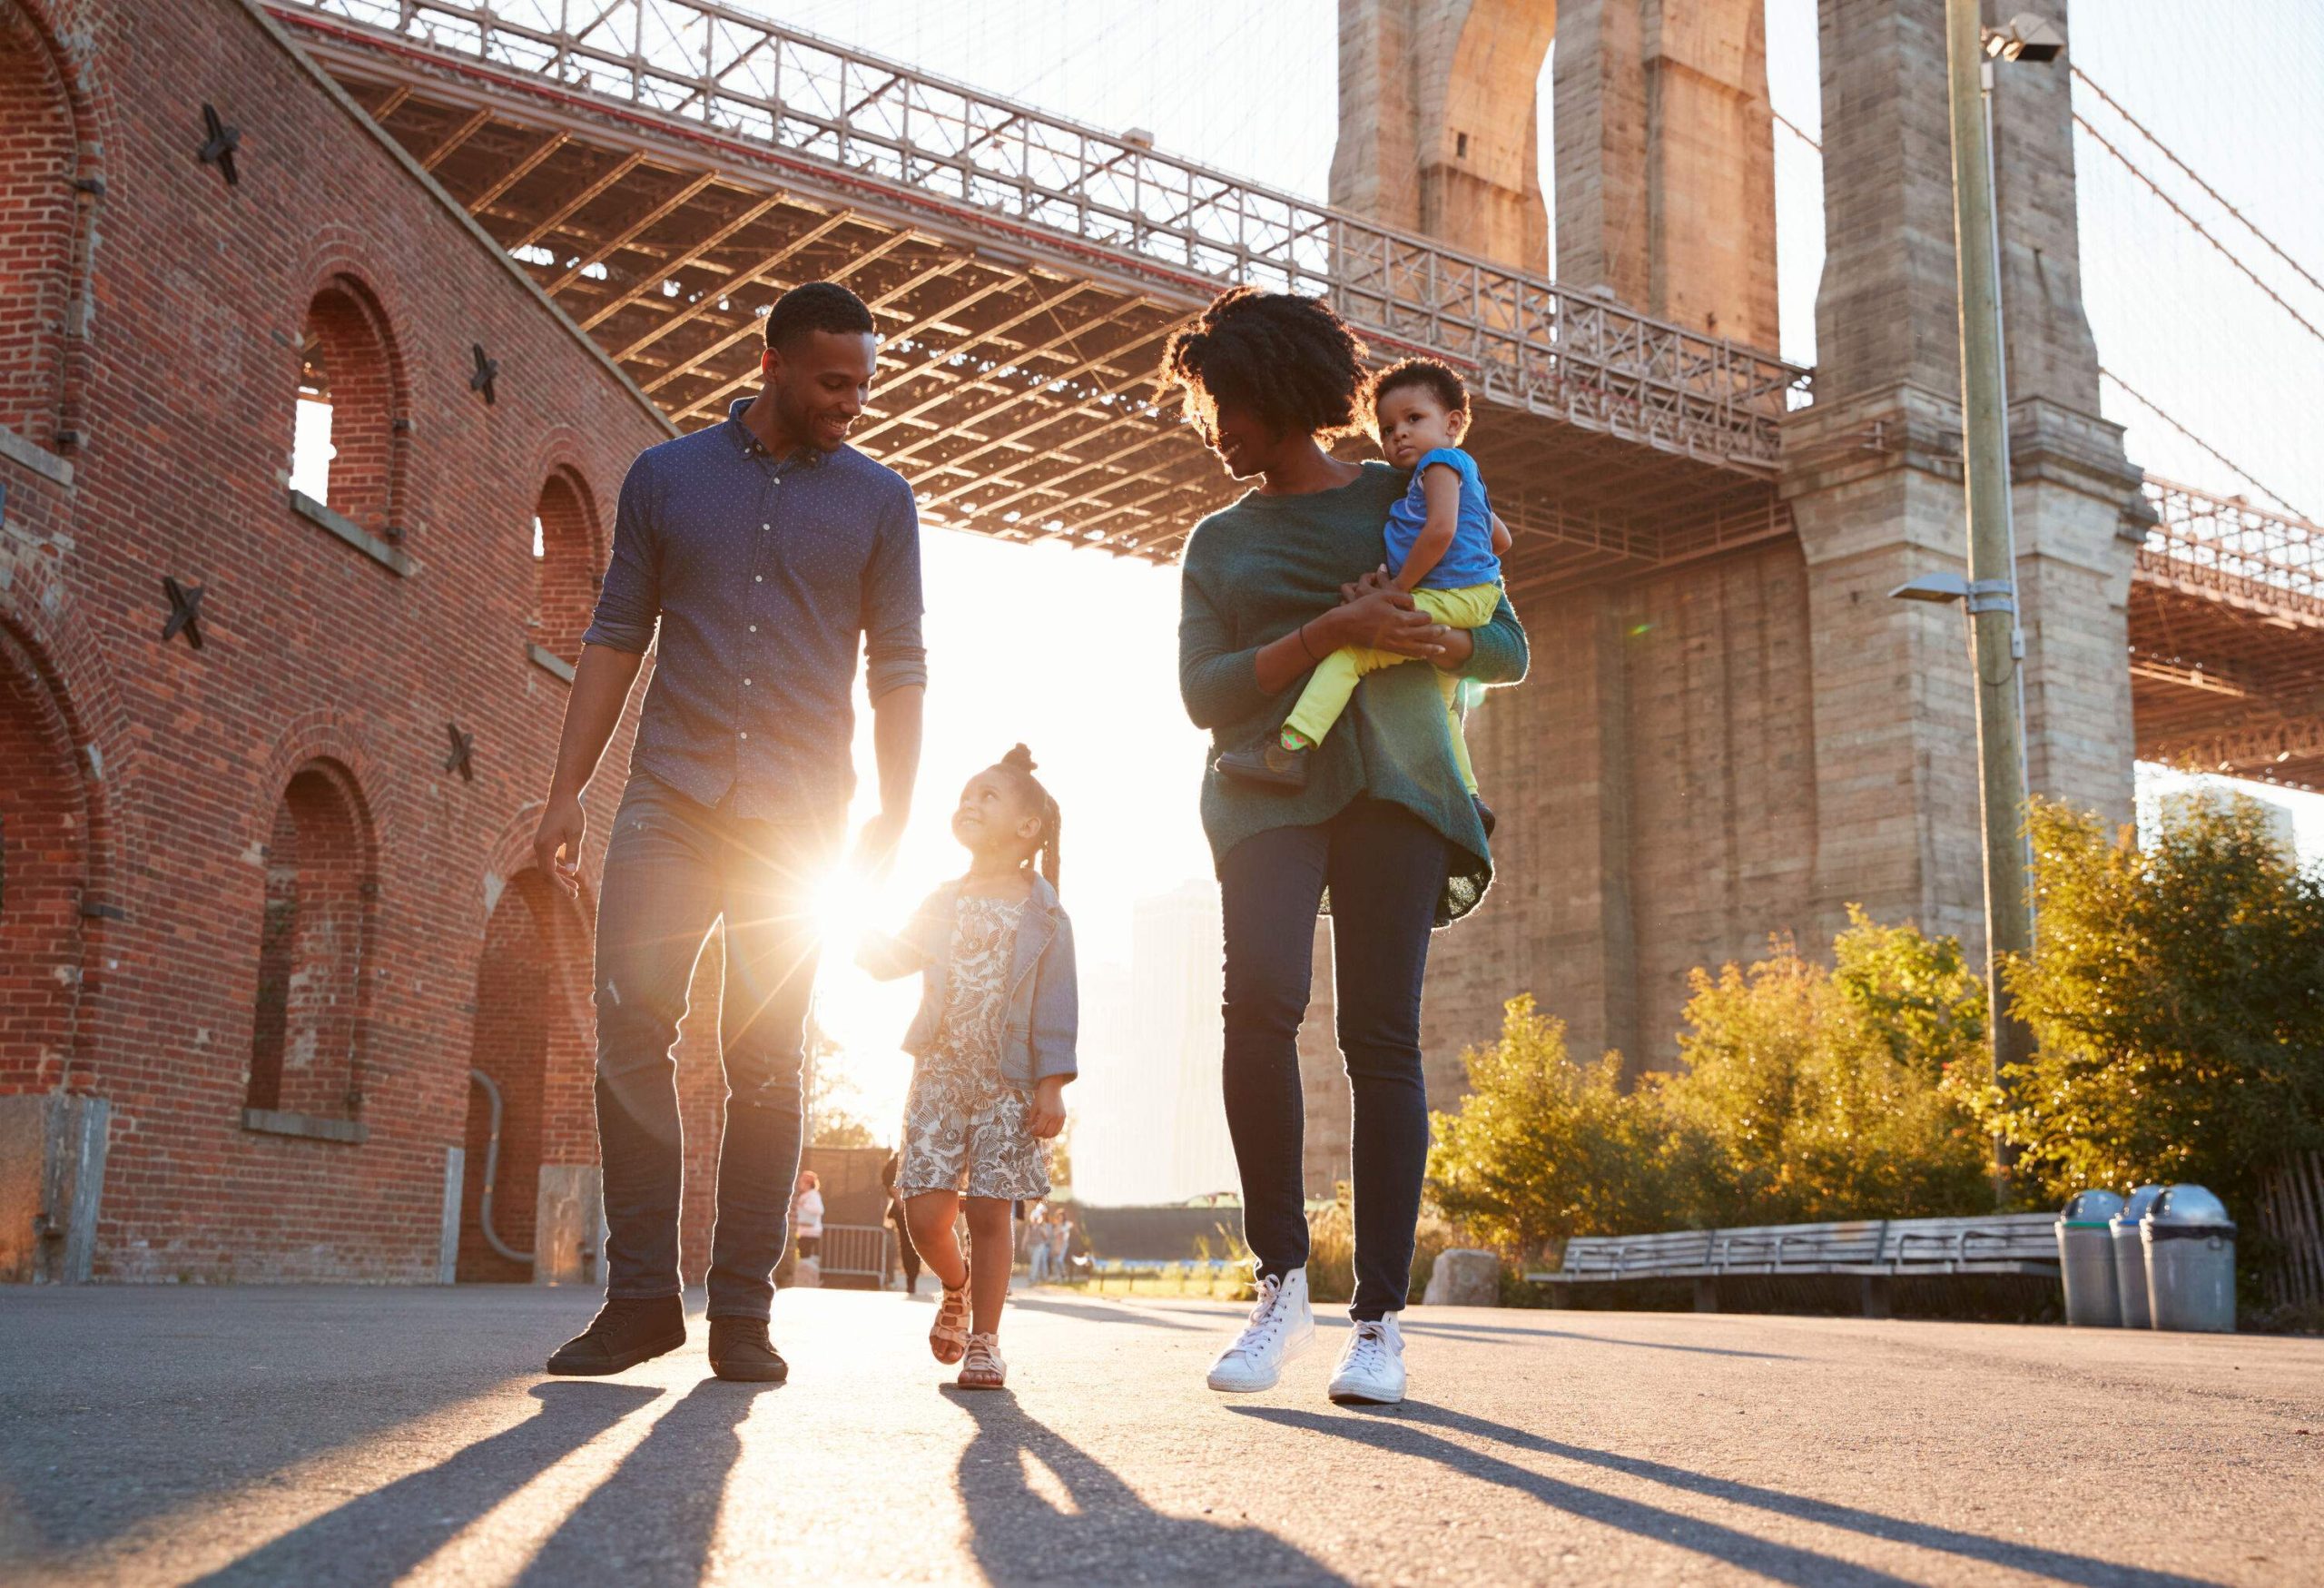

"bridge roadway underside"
[296, 22, 1789, 592]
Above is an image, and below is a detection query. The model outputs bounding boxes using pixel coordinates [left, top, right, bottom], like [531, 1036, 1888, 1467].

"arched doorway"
[458, 869, 586, 1281]
[246, 763, 373, 1123]
[0, 624, 90, 1281]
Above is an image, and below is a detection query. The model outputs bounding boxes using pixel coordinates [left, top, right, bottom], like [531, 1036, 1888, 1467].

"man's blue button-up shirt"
[582, 398, 926, 824]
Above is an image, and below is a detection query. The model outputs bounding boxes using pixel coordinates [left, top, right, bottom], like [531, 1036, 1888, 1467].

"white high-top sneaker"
[1326, 1314, 1406, 1406]
[1205, 1267, 1315, 1392]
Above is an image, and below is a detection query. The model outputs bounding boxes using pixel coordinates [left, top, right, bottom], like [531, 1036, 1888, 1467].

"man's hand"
[533, 793, 586, 900]
[851, 807, 909, 881]
[1028, 1076, 1068, 1140]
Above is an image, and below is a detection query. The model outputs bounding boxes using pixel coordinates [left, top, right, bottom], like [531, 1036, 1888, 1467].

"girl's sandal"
[931, 1267, 971, 1365]
[956, 1332, 1007, 1391]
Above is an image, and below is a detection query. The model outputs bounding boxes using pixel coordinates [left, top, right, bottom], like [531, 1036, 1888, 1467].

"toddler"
[858, 745, 1078, 1389]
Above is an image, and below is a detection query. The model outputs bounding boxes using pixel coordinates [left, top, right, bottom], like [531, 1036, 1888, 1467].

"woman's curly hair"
[1162, 287, 1371, 444]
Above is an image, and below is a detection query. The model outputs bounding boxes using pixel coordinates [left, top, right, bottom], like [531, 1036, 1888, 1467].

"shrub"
[1426, 914, 1991, 1264]
[1301, 1184, 1457, 1305]
[1661, 911, 1993, 1226]
[1965, 796, 2324, 1229]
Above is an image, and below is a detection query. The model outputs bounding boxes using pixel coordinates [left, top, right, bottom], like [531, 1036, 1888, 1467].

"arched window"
[0, 10, 79, 449]
[246, 764, 372, 1125]
[0, 627, 84, 1098]
[288, 279, 401, 540]
[531, 469, 601, 669]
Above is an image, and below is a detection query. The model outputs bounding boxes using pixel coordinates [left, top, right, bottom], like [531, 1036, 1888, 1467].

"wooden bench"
[1526, 1213, 2058, 1316]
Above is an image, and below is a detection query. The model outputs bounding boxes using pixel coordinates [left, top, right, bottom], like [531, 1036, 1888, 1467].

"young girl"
[857, 745, 1077, 1389]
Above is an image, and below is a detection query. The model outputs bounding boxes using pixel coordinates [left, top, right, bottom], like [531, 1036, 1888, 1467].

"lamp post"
[1891, 7, 2063, 1182]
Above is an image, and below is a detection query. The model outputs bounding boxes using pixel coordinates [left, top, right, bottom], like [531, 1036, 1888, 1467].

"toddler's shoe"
[1474, 795, 1497, 841]
[1216, 739, 1309, 788]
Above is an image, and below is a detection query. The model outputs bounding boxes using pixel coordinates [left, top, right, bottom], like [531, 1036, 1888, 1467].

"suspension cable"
[2073, 113, 2324, 349]
[1773, 109, 1821, 154]
[2100, 367, 2310, 521]
[2073, 66, 2324, 301]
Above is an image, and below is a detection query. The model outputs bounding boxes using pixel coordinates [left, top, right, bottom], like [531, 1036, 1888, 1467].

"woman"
[1169, 288, 1527, 1407]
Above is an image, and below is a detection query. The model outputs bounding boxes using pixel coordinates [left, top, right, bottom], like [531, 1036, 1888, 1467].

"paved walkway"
[2, 1285, 2319, 1585]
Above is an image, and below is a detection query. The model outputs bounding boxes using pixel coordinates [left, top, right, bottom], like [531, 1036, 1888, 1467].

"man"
[534, 281, 924, 1383]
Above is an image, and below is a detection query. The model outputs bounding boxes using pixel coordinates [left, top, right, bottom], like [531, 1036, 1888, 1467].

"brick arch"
[0, 0, 94, 449]
[530, 466, 604, 667]
[245, 756, 378, 1123]
[249, 709, 400, 865]
[0, 618, 92, 1097]
[294, 271, 411, 541]
[0, 577, 131, 1092]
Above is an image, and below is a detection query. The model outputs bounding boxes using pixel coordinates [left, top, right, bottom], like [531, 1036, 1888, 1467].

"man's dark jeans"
[595, 774, 834, 1322]
[1219, 798, 1446, 1322]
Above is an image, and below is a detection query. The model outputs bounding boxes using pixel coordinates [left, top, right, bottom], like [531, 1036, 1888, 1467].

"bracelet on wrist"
[1297, 620, 1323, 662]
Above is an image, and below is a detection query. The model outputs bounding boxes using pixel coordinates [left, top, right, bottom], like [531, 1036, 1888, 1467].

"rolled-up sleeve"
[862, 480, 927, 700]
[1178, 561, 1269, 731]
[1462, 589, 1530, 688]
[581, 451, 662, 654]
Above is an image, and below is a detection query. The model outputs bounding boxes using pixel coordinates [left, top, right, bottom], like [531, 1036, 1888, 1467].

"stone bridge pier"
[1327, 0, 2145, 1108]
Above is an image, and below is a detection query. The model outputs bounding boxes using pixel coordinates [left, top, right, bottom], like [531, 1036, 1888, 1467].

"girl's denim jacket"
[855, 873, 1078, 1085]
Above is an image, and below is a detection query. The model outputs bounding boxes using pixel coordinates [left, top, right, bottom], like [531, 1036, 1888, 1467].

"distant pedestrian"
[791, 1169, 824, 1266]
[1028, 1204, 1053, 1285]
[860, 746, 1078, 1391]
[882, 1149, 922, 1296]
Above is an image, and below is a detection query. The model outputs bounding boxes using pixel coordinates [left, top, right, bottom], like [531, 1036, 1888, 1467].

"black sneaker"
[1216, 739, 1309, 788]
[1474, 795, 1498, 841]
[545, 1296, 686, 1376]
[707, 1317, 791, 1383]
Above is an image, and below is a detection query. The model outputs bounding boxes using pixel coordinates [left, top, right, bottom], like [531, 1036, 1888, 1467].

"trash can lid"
[2059, 1189, 2125, 1227]
[2143, 1184, 2236, 1235]
[2112, 1184, 2166, 1228]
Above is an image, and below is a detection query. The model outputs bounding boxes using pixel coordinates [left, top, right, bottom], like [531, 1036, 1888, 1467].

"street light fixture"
[1983, 14, 2065, 62]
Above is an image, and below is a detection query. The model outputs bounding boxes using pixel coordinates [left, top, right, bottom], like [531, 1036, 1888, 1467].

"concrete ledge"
[289, 489, 415, 577]
[527, 643, 576, 684]
[0, 426, 74, 488]
[241, 1107, 369, 1145]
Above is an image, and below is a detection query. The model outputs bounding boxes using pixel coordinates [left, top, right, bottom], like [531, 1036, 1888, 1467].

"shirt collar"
[724, 397, 828, 470]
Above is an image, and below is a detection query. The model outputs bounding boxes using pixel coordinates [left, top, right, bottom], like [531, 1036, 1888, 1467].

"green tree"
[1967, 795, 2324, 1225]
[1425, 997, 1699, 1258]
[1662, 915, 1991, 1225]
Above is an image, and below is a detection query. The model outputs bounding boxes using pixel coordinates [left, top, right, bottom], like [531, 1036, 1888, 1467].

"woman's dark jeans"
[1220, 798, 1446, 1321]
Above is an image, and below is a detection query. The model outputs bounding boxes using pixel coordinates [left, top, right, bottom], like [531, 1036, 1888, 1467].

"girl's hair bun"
[1001, 743, 1038, 774]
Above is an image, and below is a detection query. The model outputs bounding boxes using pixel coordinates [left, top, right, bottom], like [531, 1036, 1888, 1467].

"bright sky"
[295, 3, 2311, 1159]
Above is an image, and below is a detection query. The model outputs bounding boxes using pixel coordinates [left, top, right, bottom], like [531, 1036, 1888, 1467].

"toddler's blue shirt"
[1384, 446, 1502, 589]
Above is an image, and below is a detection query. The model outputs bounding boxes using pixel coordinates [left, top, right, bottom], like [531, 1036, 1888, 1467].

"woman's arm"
[1180, 559, 1452, 725]
[1340, 570, 1526, 686]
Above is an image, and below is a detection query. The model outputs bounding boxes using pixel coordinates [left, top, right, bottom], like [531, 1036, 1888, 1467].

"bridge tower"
[1332, 0, 2144, 1086]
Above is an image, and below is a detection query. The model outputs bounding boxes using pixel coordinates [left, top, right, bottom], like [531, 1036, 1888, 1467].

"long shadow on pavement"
[949, 1388, 1349, 1584]
[1395, 1402, 2229, 1588]
[1233, 1406, 1924, 1588]
[519, 1377, 780, 1585]
[1007, 1297, 1213, 1333]
[190, 1382, 662, 1586]
[1397, 1318, 1801, 1359]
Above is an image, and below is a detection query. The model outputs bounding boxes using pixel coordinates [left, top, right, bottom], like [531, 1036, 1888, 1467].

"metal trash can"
[2056, 1189, 2125, 1327]
[2142, 1184, 2237, 1333]
[2111, 1184, 2165, 1328]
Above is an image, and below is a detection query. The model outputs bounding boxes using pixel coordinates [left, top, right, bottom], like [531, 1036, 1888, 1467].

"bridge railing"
[2141, 476, 2324, 622]
[274, 0, 1809, 469]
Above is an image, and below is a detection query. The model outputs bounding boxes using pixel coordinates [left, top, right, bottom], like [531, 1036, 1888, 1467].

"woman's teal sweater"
[1177, 461, 1531, 925]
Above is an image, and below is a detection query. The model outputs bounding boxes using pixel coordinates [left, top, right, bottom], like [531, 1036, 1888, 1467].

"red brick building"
[0, 0, 751, 1285]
